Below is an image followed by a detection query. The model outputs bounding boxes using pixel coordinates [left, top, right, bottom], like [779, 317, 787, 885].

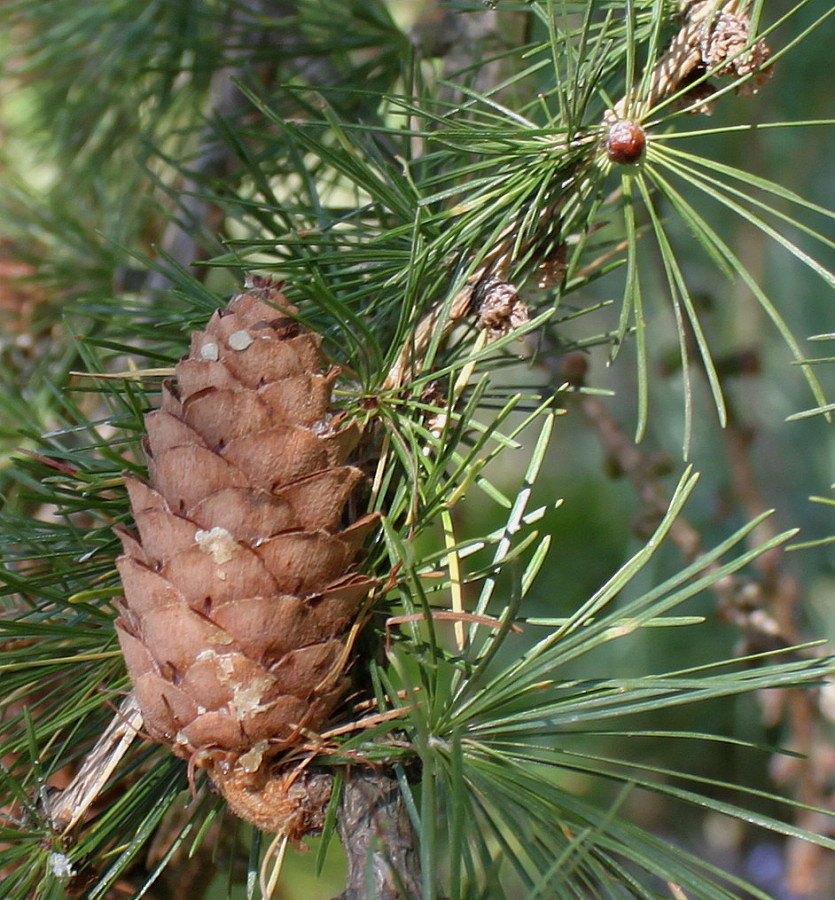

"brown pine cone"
[114, 276, 376, 832]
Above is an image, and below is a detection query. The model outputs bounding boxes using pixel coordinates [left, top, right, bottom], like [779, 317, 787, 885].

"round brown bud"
[604, 119, 646, 164]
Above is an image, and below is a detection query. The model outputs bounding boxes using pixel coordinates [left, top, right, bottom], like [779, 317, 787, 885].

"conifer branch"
[1, 2, 833, 897]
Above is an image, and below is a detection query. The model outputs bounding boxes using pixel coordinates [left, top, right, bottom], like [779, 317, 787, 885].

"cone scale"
[114, 277, 376, 832]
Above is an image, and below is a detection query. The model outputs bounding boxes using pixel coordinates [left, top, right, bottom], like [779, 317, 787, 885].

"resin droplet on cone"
[114, 277, 376, 831]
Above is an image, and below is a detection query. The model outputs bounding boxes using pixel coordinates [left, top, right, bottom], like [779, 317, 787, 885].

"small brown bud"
[604, 120, 646, 165]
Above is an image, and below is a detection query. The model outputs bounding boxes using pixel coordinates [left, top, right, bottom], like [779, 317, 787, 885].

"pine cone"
[114, 276, 376, 832]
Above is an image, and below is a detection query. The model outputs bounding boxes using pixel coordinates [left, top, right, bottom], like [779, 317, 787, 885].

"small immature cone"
[114, 276, 376, 832]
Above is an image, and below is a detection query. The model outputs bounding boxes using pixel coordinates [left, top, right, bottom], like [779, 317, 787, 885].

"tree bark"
[334, 767, 422, 900]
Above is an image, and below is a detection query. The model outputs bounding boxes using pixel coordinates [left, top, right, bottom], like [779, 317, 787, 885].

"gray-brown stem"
[334, 767, 422, 900]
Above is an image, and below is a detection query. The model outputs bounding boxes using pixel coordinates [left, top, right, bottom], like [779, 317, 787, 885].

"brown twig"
[717, 397, 834, 895]
[576, 393, 705, 560]
[333, 767, 422, 900]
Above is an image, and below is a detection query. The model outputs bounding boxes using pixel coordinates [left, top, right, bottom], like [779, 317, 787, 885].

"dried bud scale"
[114, 276, 377, 834]
[474, 276, 529, 340]
[701, 11, 771, 86]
